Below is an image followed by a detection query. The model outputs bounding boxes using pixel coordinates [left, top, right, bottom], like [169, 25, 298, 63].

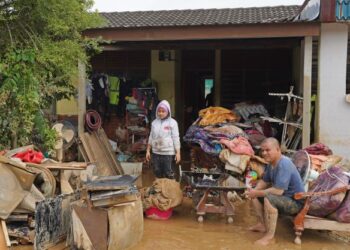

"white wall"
[151, 50, 176, 113]
[317, 23, 350, 157]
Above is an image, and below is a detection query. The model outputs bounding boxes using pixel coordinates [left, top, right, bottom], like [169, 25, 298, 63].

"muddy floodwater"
[14, 168, 349, 250]
[130, 197, 349, 250]
[131, 169, 349, 250]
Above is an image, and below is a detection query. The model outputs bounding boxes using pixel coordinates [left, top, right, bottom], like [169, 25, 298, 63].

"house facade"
[58, 0, 350, 157]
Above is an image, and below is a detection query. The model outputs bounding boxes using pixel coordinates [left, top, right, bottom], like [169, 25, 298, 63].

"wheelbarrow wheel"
[198, 216, 204, 223]
[227, 217, 233, 224]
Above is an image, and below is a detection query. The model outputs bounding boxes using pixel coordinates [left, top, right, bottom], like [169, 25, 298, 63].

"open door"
[183, 71, 214, 130]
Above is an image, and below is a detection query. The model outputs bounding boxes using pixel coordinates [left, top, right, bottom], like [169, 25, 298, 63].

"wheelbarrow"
[181, 170, 247, 223]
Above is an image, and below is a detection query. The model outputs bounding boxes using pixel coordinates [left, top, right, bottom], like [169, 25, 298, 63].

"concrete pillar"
[78, 61, 86, 136]
[317, 23, 350, 156]
[302, 36, 312, 148]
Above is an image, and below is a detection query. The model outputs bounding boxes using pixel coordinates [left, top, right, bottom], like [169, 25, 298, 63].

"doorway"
[181, 50, 215, 131]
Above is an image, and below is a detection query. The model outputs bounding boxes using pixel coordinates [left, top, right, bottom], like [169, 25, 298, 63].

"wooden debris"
[6, 214, 28, 222]
[0, 163, 27, 220]
[91, 193, 138, 208]
[72, 205, 108, 250]
[78, 128, 124, 176]
[25, 163, 56, 198]
[107, 197, 143, 250]
[40, 162, 88, 170]
[1, 220, 11, 248]
[7, 226, 34, 244]
[60, 170, 74, 194]
[84, 175, 138, 192]
[97, 129, 124, 174]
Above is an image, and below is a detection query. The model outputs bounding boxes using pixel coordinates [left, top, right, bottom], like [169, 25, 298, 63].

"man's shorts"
[258, 194, 303, 216]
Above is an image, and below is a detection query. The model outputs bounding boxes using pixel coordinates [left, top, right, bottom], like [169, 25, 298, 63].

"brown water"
[131, 169, 349, 250]
[14, 168, 350, 250]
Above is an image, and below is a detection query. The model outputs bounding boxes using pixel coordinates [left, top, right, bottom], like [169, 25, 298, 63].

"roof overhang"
[84, 23, 320, 42]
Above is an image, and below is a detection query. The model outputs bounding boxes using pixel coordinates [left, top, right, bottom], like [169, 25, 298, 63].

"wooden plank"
[72, 210, 94, 250]
[81, 133, 97, 163]
[6, 214, 28, 222]
[77, 138, 90, 162]
[91, 132, 117, 176]
[79, 134, 95, 163]
[72, 205, 108, 250]
[107, 198, 143, 250]
[1, 220, 11, 248]
[0, 226, 7, 249]
[304, 217, 350, 231]
[97, 129, 124, 175]
[41, 162, 87, 170]
[84, 23, 320, 42]
[78, 61, 86, 137]
[92, 194, 138, 207]
[86, 131, 116, 176]
[80, 129, 124, 176]
[302, 36, 312, 148]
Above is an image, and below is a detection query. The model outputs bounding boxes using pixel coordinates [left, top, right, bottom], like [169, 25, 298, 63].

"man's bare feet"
[248, 223, 266, 233]
[254, 235, 275, 246]
[254, 234, 275, 246]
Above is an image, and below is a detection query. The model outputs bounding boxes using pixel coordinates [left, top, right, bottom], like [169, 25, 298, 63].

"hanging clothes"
[108, 76, 121, 105]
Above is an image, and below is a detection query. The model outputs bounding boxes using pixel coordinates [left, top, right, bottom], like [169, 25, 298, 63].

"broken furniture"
[293, 185, 350, 244]
[261, 86, 303, 151]
[72, 175, 143, 250]
[78, 128, 124, 176]
[181, 171, 246, 223]
[52, 120, 76, 162]
[125, 106, 149, 154]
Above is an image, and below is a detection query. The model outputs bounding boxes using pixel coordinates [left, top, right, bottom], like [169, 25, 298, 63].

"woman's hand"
[175, 151, 181, 164]
[146, 150, 151, 162]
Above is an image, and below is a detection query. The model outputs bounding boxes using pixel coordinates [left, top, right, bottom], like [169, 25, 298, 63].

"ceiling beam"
[84, 23, 320, 42]
[100, 38, 302, 51]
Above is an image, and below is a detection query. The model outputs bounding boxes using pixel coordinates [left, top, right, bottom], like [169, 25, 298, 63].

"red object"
[145, 207, 173, 220]
[14, 149, 44, 164]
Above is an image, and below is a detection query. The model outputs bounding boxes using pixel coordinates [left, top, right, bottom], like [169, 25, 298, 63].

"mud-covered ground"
[14, 168, 350, 250]
[131, 168, 349, 250]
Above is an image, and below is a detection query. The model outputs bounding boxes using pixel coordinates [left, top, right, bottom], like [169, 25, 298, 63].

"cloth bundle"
[308, 166, 349, 218]
[142, 178, 183, 211]
[220, 136, 254, 156]
[309, 154, 342, 172]
[304, 143, 333, 156]
[198, 107, 240, 126]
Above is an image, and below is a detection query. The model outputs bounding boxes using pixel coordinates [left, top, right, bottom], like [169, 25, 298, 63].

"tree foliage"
[0, 0, 104, 151]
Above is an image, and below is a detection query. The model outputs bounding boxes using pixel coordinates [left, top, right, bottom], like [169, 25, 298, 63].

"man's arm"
[246, 180, 284, 198]
[263, 187, 284, 196]
[254, 179, 268, 190]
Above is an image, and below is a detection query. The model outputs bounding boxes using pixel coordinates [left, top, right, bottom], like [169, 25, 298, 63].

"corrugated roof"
[99, 6, 301, 29]
[336, 0, 350, 20]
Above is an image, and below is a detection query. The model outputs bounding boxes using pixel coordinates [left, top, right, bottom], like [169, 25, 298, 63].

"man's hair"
[261, 137, 280, 149]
